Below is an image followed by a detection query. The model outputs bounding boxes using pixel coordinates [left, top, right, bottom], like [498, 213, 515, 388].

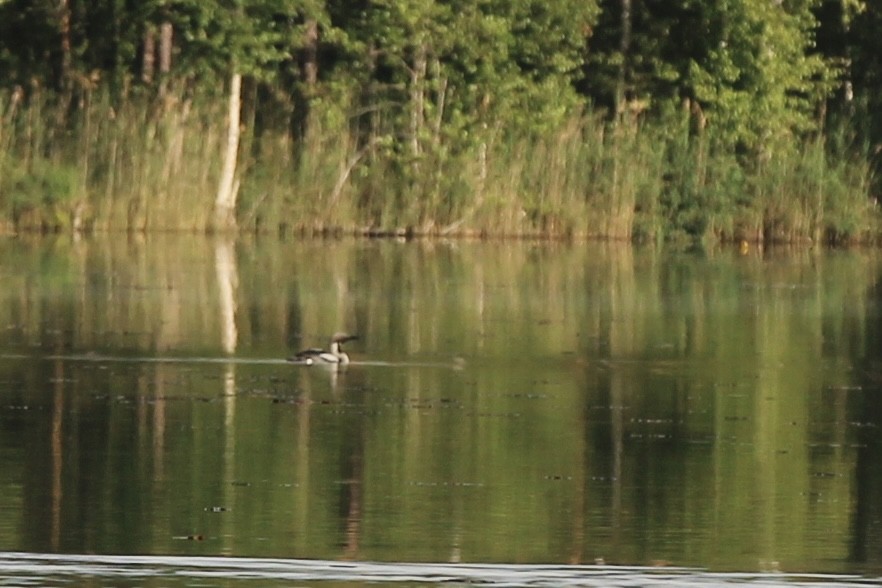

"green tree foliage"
[0, 0, 879, 240]
[687, 0, 833, 150]
[846, 1, 882, 145]
[582, 0, 701, 112]
[0, 0, 864, 144]
[325, 0, 597, 140]
[0, 0, 598, 122]
[0, 0, 74, 88]
[585, 0, 836, 151]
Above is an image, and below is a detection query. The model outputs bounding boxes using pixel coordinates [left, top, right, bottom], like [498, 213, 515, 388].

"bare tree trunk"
[409, 44, 427, 161]
[142, 26, 156, 84]
[430, 57, 446, 148]
[615, 0, 632, 117]
[303, 18, 318, 89]
[57, 0, 73, 124]
[58, 0, 72, 91]
[158, 21, 173, 96]
[159, 22, 173, 73]
[300, 18, 320, 162]
[215, 72, 242, 231]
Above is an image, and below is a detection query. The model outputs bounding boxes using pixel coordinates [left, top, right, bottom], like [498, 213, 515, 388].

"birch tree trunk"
[214, 72, 242, 231]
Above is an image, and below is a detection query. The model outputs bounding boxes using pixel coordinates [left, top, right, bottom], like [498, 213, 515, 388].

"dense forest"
[0, 0, 880, 242]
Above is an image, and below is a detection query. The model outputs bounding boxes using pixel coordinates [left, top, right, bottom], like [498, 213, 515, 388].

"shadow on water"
[849, 273, 882, 570]
[2, 236, 882, 580]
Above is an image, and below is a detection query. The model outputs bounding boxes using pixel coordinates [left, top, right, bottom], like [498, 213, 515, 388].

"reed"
[0, 88, 229, 232]
[0, 86, 876, 244]
[74, 90, 227, 231]
[740, 131, 878, 244]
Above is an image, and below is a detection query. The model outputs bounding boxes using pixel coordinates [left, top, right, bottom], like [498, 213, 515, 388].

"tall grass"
[0, 86, 877, 243]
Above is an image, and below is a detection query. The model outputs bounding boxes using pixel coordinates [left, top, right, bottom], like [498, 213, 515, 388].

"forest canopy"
[0, 0, 880, 242]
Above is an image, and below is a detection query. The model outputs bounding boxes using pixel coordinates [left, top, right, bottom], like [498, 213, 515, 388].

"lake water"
[1, 235, 882, 586]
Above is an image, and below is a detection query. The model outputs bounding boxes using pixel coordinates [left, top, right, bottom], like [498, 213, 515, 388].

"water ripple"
[0, 553, 879, 587]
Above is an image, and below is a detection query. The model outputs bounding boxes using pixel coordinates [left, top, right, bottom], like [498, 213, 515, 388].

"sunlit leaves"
[686, 0, 833, 151]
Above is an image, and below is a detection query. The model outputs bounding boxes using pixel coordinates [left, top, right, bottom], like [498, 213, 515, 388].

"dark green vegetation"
[0, 0, 880, 242]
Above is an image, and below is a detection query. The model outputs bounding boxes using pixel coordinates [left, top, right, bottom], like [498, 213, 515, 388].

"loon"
[289, 333, 358, 365]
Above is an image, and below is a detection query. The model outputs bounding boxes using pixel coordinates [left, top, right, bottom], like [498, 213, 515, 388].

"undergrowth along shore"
[0, 88, 878, 245]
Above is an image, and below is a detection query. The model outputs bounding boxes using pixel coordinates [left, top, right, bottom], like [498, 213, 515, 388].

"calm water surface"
[1, 235, 882, 586]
